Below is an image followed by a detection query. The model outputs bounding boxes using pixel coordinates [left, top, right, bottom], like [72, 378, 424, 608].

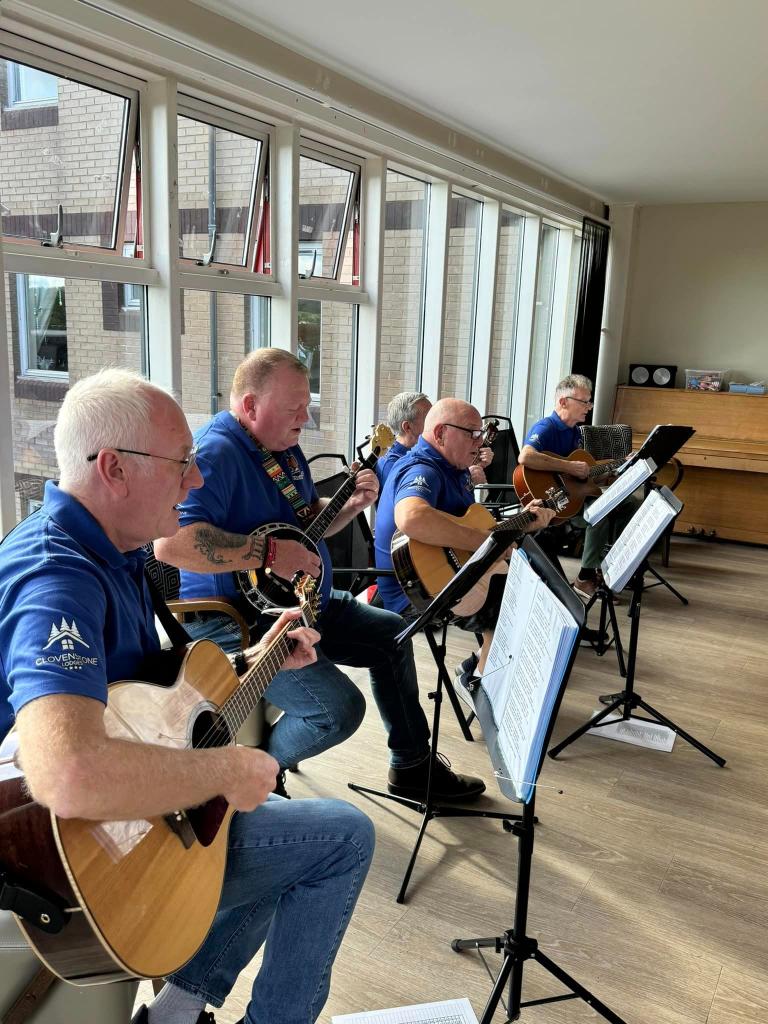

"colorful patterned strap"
[256, 443, 314, 523]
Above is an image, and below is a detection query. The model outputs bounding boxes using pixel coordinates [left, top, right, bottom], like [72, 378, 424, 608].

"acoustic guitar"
[512, 449, 626, 523]
[236, 424, 394, 612]
[0, 577, 319, 986]
[391, 487, 569, 617]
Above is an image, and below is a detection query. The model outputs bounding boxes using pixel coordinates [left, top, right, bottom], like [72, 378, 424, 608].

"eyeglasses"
[444, 423, 484, 440]
[87, 446, 199, 478]
[566, 396, 593, 408]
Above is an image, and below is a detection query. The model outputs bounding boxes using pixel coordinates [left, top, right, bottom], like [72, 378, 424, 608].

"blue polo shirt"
[177, 411, 333, 609]
[523, 412, 581, 457]
[374, 436, 475, 613]
[0, 482, 159, 742]
[375, 440, 409, 489]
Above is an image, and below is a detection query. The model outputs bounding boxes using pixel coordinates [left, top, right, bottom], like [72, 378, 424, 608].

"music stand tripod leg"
[644, 563, 689, 606]
[348, 618, 518, 903]
[635, 696, 727, 767]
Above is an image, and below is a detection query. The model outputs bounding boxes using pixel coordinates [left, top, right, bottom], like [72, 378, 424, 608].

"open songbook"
[600, 486, 682, 594]
[582, 456, 656, 525]
[480, 548, 580, 803]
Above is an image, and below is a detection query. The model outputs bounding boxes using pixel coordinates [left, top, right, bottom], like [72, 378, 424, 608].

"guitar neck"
[305, 450, 377, 542]
[217, 626, 296, 738]
[488, 495, 557, 539]
[587, 458, 623, 480]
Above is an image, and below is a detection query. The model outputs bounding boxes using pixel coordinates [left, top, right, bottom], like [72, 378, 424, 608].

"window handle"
[196, 226, 217, 267]
[41, 203, 64, 248]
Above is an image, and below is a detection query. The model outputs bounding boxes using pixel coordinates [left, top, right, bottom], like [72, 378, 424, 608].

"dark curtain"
[570, 217, 611, 390]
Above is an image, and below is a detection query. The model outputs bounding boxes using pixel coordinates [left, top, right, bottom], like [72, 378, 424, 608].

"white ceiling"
[193, 0, 768, 205]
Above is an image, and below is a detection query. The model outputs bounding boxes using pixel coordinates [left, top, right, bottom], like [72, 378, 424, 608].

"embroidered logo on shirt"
[36, 618, 99, 671]
[285, 454, 304, 480]
[407, 475, 431, 492]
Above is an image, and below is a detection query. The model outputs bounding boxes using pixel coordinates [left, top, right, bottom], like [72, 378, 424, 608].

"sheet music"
[602, 489, 677, 593]
[482, 549, 578, 802]
[332, 997, 478, 1024]
[583, 457, 656, 525]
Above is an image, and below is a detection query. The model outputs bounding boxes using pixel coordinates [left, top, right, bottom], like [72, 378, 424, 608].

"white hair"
[54, 368, 173, 488]
[386, 391, 430, 435]
[555, 373, 593, 402]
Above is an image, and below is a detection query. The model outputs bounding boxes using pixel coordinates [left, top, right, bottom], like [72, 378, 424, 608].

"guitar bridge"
[163, 810, 196, 849]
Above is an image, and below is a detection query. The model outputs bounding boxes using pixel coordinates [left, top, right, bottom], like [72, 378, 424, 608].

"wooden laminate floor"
[137, 537, 768, 1023]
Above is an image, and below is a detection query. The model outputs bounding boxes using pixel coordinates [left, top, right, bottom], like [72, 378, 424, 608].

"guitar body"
[236, 522, 324, 612]
[391, 504, 508, 617]
[513, 450, 607, 523]
[1, 640, 241, 984]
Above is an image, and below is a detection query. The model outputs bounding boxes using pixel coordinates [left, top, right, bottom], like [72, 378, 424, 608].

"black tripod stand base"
[348, 781, 522, 903]
[452, 932, 629, 1024]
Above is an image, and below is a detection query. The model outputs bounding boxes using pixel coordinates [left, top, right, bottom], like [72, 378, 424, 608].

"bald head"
[423, 398, 483, 470]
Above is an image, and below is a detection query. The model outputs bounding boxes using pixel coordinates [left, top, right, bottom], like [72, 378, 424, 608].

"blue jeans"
[185, 589, 431, 770]
[169, 796, 374, 1023]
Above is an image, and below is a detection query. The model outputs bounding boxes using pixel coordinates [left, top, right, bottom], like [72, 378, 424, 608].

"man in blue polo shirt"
[0, 368, 374, 1024]
[375, 398, 553, 683]
[376, 391, 494, 491]
[155, 348, 484, 803]
[375, 391, 432, 488]
[519, 373, 639, 600]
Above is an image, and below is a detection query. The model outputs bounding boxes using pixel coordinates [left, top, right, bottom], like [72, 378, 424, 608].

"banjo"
[236, 423, 393, 612]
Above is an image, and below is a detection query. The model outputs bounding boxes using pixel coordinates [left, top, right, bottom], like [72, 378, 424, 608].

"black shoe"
[273, 770, 291, 799]
[132, 1005, 218, 1024]
[387, 753, 485, 803]
[454, 652, 479, 707]
[598, 691, 624, 706]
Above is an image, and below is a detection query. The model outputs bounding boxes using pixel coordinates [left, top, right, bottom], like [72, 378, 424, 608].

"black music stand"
[549, 488, 726, 767]
[618, 424, 695, 606]
[348, 532, 529, 904]
[451, 540, 627, 1024]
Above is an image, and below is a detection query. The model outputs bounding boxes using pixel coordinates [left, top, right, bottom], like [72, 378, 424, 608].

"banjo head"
[236, 523, 324, 612]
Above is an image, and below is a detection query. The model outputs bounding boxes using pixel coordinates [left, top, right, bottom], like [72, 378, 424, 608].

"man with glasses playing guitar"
[155, 348, 484, 804]
[0, 369, 374, 1024]
[517, 374, 640, 602]
[374, 398, 556, 693]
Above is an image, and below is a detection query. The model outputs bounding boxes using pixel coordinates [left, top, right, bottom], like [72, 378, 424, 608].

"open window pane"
[378, 170, 428, 419]
[179, 290, 270, 431]
[525, 224, 560, 433]
[487, 210, 525, 416]
[440, 193, 482, 400]
[297, 300, 356, 462]
[0, 57, 131, 249]
[5, 272, 145, 521]
[177, 114, 264, 267]
[298, 153, 358, 282]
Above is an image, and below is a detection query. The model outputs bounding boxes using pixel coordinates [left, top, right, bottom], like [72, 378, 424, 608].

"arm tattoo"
[193, 525, 256, 566]
[243, 535, 266, 562]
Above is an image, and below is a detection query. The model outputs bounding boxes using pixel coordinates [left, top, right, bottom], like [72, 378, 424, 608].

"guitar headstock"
[293, 574, 320, 627]
[367, 423, 395, 458]
[544, 485, 570, 513]
[481, 419, 499, 448]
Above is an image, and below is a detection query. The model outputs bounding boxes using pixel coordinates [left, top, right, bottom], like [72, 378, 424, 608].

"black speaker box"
[628, 364, 677, 388]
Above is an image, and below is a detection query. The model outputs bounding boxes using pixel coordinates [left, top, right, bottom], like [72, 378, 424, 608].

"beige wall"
[621, 202, 768, 386]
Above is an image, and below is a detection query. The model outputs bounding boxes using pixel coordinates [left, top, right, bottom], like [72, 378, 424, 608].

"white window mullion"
[143, 77, 182, 394]
[510, 215, 541, 441]
[420, 180, 449, 398]
[545, 225, 573, 401]
[0, 258, 17, 535]
[271, 125, 299, 352]
[470, 198, 500, 413]
[355, 155, 385, 442]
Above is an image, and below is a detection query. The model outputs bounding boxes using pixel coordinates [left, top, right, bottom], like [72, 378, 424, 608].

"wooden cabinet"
[613, 386, 768, 545]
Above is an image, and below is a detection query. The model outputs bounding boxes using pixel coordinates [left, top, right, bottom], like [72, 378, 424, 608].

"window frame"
[6, 60, 57, 108]
[15, 273, 68, 380]
[298, 140, 362, 288]
[0, 32, 142, 261]
[176, 94, 272, 280]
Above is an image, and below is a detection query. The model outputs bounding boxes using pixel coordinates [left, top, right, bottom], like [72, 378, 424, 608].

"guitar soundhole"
[191, 709, 232, 751]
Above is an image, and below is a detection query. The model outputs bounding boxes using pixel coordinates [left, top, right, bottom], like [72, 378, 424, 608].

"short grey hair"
[555, 374, 593, 401]
[54, 368, 172, 488]
[386, 391, 429, 435]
